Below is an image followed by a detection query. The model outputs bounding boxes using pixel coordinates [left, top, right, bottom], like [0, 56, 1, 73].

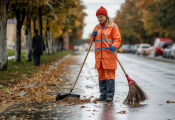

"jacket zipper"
[101, 31, 102, 58]
[101, 28, 104, 58]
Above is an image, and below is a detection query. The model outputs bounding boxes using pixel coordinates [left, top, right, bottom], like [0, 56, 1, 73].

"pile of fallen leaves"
[58, 96, 98, 106]
[0, 55, 79, 105]
[166, 100, 175, 103]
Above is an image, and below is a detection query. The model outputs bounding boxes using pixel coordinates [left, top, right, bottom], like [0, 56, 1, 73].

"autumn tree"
[0, 1, 10, 70]
[69, 1, 87, 45]
[114, 0, 175, 45]
[25, 5, 32, 61]
[48, 0, 86, 50]
[157, 0, 175, 40]
[114, 0, 145, 44]
[8, 2, 27, 62]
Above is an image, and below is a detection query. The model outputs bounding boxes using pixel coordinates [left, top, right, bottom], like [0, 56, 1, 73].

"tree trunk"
[46, 17, 53, 54]
[14, 8, 26, 62]
[38, 6, 42, 36]
[49, 33, 53, 54]
[45, 28, 49, 54]
[0, 2, 8, 70]
[33, 17, 36, 31]
[26, 7, 32, 61]
[15, 14, 22, 62]
[52, 39, 56, 54]
[46, 28, 50, 54]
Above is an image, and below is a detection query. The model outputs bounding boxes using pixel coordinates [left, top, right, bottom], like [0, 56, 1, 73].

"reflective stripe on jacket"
[90, 22, 121, 69]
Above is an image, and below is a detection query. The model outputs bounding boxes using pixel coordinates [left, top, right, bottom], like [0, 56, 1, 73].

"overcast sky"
[81, 0, 125, 39]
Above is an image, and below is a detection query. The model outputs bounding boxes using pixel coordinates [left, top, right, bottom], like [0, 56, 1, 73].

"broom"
[102, 32, 148, 106]
[56, 25, 99, 103]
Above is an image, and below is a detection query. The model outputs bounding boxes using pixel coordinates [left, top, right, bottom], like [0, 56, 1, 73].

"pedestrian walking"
[91, 6, 121, 102]
[32, 29, 45, 66]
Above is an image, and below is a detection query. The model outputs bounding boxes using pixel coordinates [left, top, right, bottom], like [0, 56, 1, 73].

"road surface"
[1, 52, 175, 120]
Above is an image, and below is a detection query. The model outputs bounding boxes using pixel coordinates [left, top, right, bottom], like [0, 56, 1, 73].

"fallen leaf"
[117, 110, 126, 114]
[166, 100, 175, 103]
[80, 106, 86, 108]
[93, 100, 97, 104]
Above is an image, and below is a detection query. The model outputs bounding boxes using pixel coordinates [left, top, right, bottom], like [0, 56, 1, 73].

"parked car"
[130, 45, 134, 53]
[136, 44, 151, 56]
[170, 43, 175, 59]
[148, 46, 154, 55]
[123, 44, 131, 53]
[73, 45, 78, 51]
[117, 45, 122, 52]
[163, 43, 175, 59]
[153, 37, 173, 57]
[118, 44, 131, 53]
[132, 44, 140, 54]
[163, 44, 172, 58]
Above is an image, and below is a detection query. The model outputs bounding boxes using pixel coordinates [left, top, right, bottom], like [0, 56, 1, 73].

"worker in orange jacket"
[90, 6, 121, 102]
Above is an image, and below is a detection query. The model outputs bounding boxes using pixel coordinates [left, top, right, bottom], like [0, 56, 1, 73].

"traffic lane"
[72, 52, 175, 120]
[116, 53, 175, 120]
[67, 52, 175, 120]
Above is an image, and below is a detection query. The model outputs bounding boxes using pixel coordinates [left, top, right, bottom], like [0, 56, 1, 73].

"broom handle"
[102, 32, 127, 75]
[70, 25, 99, 93]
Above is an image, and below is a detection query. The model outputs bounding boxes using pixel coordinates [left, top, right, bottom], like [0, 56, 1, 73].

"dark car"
[118, 44, 131, 53]
[132, 44, 140, 54]
[123, 44, 131, 53]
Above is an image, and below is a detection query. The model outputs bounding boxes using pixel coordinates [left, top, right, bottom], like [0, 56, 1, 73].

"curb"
[145, 56, 175, 64]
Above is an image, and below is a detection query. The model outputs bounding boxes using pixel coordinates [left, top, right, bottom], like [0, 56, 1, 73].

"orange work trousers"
[97, 62, 115, 80]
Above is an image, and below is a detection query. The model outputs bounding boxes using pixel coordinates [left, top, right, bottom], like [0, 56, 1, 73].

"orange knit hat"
[96, 6, 108, 16]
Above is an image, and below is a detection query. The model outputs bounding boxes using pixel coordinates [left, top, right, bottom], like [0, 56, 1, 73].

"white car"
[136, 44, 151, 56]
[163, 44, 172, 58]
[169, 43, 175, 59]
[163, 43, 175, 59]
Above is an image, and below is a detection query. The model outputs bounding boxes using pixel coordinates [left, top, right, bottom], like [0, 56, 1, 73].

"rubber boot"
[97, 80, 107, 101]
[106, 79, 115, 102]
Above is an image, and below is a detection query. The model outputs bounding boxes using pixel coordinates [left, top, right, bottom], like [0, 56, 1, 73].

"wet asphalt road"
[1, 52, 175, 120]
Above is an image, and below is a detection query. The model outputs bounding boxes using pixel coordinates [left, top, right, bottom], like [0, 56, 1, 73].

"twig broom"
[103, 32, 148, 106]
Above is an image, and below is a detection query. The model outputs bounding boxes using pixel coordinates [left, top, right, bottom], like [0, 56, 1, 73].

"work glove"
[92, 31, 97, 36]
[109, 45, 115, 52]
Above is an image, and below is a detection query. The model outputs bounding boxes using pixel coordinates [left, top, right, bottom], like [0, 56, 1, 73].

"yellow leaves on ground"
[0, 56, 78, 105]
[117, 110, 127, 114]
[59, 97, 92, 106]
[104, 103, 112, 106]
[80, 106, 86, 108]
[166, 100, 175, 103]
[93, 99, 97, 104]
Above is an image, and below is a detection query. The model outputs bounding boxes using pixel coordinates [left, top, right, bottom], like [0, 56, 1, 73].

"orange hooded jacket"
[90, 21, 121, 70]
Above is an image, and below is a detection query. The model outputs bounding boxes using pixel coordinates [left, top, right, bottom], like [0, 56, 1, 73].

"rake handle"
[102, 32, 127, 75]
[71, 25, 99, 93]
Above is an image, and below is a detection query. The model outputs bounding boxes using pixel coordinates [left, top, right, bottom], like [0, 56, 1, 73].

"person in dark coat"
[32, 29, 45, 66]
